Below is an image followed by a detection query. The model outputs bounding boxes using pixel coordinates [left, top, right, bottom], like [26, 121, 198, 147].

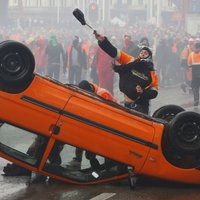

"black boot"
[3, 163, 31, 176]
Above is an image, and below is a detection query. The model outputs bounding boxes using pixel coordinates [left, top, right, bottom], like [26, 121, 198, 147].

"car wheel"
[152, 105, 185, 122]
[0, 40, 35, 89]
[168, 111, 200, 154]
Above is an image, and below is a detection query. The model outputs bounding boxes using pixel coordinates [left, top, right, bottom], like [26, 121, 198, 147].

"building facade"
[4, 0, 200, 33]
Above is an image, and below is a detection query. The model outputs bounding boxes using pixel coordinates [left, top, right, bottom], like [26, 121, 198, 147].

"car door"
[0, 76, 72, 171]
[41, 91, 156, 184]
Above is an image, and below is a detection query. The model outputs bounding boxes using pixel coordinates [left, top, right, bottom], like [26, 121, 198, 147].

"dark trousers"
[191, 78, 200, 106]
[68, 65, 82, 84]
[47, 63, 60, 80]
[74, 148, 101, 170]
[74, 148, 83, 162]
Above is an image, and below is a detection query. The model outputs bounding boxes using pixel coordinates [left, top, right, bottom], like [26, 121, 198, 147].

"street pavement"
[1, 85, 200, 200]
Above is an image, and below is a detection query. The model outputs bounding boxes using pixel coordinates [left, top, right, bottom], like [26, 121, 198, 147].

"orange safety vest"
[90, 82, 117, 103]
[188, 51, 200, 66]
[115, 50, 159, 90]
[181, 47, 193, 81]
[187, 51, 200, 81]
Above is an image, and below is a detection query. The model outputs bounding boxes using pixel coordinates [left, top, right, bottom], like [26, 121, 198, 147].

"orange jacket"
[181, 47, 194, 68]
[115, 50, 159, 91]
[188, 51, 200, 66]
[90, 82, 117, 103]
[187, 51, 200, 79]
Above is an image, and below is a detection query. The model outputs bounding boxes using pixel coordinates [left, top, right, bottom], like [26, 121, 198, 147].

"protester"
[94, 32, 158, 114]
[138, 37, 150, 48]
[180, 38, 195, 93]
[122, 34, 140, 57]
[155, 39, 171, 87]
[95, 45, 114, 95]
[35, 38, 48, 75]
[45, 35, 65, 80]
[187, 42, 200, 106]
[66, 36, 87, 84]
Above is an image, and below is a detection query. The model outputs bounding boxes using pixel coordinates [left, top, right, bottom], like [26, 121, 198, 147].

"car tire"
[168, 111, 200, 154]
[0, 40, 35, 91]
[152, 105, 185, 122]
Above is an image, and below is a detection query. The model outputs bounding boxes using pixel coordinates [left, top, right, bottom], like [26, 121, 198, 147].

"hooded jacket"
[113, 59, 154, 101]
[98, 37, 158, 103]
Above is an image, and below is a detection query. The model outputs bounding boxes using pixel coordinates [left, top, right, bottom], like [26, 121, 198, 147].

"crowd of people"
[1, 21, 200, 105]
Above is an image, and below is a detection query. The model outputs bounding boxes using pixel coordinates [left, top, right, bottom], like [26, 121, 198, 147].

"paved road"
[1, 86, 200, 200]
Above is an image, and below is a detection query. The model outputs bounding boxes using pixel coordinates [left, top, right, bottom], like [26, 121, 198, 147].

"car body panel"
[57, 95, 156, 172]
[1, 74, 200, 185]
[0, 76, 72, 136]
[141, 124, 200, 184]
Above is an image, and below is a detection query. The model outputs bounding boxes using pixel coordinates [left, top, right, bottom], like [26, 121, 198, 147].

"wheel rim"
[1, 52, 24, 76]
[177, 121, 200, 145]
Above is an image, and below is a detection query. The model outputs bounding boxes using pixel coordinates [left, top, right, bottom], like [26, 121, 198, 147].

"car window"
[43, 142, 127, 183]
[0, 122, 48, 167]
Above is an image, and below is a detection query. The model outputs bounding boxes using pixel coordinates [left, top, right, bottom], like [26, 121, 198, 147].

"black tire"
[0, 40, 35, 88]
[152, 105, 185, 122]
[168, 111, 200, 154]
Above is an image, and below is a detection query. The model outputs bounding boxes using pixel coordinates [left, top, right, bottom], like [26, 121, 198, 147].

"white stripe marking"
[90, 193, 116, 200]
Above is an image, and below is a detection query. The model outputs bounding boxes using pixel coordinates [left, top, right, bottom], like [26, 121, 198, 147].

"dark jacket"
[113, 59, 157, 104]
[45, 43, 65, 65]
[98, 37, 158, 104]
[67, 44, 87, 69]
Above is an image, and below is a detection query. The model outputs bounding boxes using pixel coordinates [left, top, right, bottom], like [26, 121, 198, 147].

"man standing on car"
[94, 32, 158, 115]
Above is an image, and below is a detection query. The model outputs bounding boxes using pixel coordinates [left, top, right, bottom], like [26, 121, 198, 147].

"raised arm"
[94, 32, 134, 65]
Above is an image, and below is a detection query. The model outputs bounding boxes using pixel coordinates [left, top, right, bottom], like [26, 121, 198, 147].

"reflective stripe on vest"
[90, 82, 117, 102]
[90, 82, 98, 93]
[97, 88, 117, 102]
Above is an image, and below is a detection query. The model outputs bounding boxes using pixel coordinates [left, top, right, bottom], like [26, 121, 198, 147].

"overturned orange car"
[0, 41, 200, 188]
